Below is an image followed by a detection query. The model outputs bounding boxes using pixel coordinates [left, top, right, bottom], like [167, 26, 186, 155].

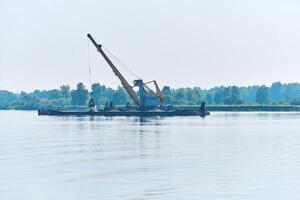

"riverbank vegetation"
[1, 81, 300, 110]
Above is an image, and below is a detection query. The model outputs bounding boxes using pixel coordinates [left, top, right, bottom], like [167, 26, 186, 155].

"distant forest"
[1, 81, 300, 110]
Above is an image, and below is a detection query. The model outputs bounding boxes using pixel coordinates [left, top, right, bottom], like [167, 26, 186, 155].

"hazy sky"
[1, 0, 300, 92]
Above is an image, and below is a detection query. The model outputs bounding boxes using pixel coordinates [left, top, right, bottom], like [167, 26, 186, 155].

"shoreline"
[206, 105, 300, 112]
[1, 105, 300, 112]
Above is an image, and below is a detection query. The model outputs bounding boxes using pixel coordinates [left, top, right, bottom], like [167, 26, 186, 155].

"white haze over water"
[1, 0, 300, 92]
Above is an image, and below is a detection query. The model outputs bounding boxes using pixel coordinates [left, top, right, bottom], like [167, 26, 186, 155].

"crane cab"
[134, 79, 160, 109]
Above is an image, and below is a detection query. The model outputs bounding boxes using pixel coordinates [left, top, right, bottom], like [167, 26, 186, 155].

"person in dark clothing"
[88, 98, 96, 111]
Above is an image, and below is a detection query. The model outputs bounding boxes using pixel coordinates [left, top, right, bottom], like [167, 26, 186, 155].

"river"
[1, 111, 300, 200]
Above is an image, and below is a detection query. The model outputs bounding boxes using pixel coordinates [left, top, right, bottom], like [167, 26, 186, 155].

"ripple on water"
[1, 111, 300, 200]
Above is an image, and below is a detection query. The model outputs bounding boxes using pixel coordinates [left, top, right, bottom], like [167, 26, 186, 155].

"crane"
[87, 34, 164, 109]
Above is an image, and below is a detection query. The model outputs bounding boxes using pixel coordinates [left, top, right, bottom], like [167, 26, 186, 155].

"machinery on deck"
[38, 34, 209, 117]
[87, 33, 163, 110]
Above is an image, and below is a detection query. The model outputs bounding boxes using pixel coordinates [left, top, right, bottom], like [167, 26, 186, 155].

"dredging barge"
[38, 106, 208, 117]
[38, 34, 209, 117]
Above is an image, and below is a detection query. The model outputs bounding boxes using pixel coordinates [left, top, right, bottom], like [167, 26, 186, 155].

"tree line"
[1, 81, 300, 110]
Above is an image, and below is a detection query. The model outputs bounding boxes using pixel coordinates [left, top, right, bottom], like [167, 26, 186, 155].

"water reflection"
[2, 111, 300, 200]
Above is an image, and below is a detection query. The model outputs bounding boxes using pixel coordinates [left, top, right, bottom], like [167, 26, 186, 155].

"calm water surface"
[1, 111, 300, 200]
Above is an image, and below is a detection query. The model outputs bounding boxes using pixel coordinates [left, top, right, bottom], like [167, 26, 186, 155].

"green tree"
[270, 82, 282, 103]
[60, 85, 71, 99]
[205, 92, 213, 104]
[222, 87, 230, 98]
[0, 90, 17, 109]
[162, 86, 173, 104]
[223, 96, 234, 105]
[90, 83, 107, 106]
[5, 81, 300, 110]
[222, 87, 232, 105]
[291, 97, 300, 105]
[255, 85, 270, 104]
[231, 86, 242, 104]
[192, 87, 202, 103]
[214, 89, 223, 104]
[186, 89, 201, 104]
[175, 88, 187, 104]
[71, 82, 89, 106]
[112, 86, 128, 105]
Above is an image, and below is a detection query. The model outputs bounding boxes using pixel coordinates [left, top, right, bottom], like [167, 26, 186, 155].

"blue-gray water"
[1, 111, 300, 200]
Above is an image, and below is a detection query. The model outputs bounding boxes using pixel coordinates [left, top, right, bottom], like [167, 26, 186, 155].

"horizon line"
[1, 80, 299, 93]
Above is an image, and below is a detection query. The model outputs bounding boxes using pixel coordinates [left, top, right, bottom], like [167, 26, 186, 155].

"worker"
[88, 98, 96, 112]
[200, 102, 206, 117]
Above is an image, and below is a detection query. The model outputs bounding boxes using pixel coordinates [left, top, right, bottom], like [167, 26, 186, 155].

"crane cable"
[102, 45, 141, 80]
[87, 39, 92, 88]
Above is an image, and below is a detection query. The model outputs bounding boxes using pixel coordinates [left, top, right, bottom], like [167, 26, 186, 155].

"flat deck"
[38, 109, 209, 117]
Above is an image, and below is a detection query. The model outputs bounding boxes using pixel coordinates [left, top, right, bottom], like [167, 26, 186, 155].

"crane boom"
[153, 81, 164, 102]
[87, 34, 141, 107]
[143, 80, 164, 102]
